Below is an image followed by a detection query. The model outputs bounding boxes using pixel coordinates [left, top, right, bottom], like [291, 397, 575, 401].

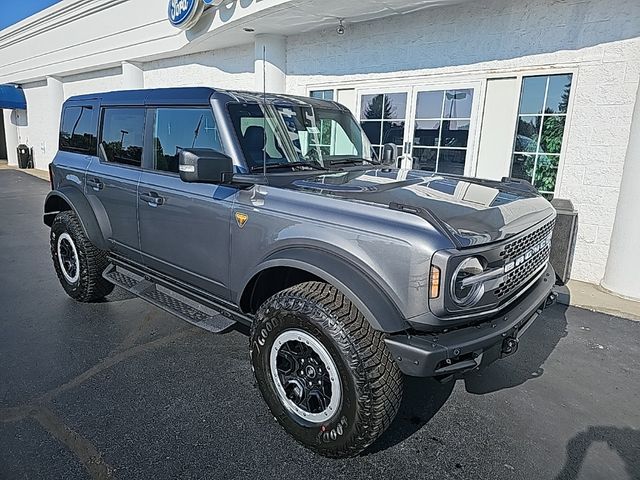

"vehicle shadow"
[364, 376, 455, 454]
[463, 302, 569, 395]
[366, 301, 568, 454]
[100, 286, 137, 303]
[554, 426, 640, 479]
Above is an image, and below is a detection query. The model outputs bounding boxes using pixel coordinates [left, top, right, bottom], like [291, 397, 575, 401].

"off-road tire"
[50, 211, 114, 302]
[250, 281, 403, 458]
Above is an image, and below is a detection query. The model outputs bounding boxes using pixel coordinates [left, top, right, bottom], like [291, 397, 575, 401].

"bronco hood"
[286, 169, 555, 247]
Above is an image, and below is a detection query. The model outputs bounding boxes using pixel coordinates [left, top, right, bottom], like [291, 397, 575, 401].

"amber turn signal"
[429, 265, 441, 299]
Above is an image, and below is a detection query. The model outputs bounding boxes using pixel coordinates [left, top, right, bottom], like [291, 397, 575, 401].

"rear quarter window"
[59, 106, 96, 154]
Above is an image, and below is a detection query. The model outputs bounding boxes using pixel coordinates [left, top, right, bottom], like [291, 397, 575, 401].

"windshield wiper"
[326, 157, 381, 167]
[250, 161, 327, 172]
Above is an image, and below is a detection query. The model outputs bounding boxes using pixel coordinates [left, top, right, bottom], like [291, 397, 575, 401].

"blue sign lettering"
[168, 0, 197, 28]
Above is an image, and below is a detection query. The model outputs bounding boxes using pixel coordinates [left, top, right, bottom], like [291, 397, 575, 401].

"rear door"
[137, 106, 235, 299]
[86, 106, 145, 262]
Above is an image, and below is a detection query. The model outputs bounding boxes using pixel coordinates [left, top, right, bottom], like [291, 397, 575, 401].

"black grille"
[494, 220, 555, 300]
[494, 244, 550, 299]
[500, 220, 555, 261]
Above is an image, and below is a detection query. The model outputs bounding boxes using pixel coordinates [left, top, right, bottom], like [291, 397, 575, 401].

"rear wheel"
[50, 211, 114, 302]
[250, 281, 403, 458]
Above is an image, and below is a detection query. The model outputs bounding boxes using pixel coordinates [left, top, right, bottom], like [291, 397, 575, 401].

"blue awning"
[0, 84, 26, 110]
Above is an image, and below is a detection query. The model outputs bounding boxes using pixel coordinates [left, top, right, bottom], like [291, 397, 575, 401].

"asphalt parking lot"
[0, 168, 639, 480]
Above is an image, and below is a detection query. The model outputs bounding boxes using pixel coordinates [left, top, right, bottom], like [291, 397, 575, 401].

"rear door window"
[59, 106, 95, 154]
[152, 108, 223, 173]
[100, 108, 145, 167]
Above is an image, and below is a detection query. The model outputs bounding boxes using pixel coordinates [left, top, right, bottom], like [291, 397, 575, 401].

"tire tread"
[251, 281, 403, 458]
[50, 211, 114, 302]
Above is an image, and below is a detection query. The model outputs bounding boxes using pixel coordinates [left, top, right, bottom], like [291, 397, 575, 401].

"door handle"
[87, 178, 103, 191]
[139, 192, 165, 207]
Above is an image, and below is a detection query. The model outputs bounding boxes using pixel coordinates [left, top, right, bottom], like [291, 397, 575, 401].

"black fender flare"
[44, 187, 111, 250]
[246, 247, 409, 333]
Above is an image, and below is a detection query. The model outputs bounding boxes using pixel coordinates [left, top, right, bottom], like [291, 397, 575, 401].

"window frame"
[98, 106, 147, 170]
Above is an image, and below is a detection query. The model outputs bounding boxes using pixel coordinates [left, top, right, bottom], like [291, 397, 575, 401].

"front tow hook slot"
[501, 337, 519, 357]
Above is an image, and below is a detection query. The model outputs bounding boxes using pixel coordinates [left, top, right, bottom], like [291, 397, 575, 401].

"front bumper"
[385, 263, 556, 377]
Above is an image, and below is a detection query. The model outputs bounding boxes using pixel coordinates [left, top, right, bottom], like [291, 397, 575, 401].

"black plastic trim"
[385, 263, 556, 377]
[389, 202, 462, 249]
[109, 254, 252, 326]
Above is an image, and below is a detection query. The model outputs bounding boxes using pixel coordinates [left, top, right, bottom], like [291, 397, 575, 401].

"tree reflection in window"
[360, 93, 407, 159]
[511, 74, 572, 197]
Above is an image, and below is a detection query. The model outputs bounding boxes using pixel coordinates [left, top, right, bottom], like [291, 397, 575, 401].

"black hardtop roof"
[64, 87, 346, 110]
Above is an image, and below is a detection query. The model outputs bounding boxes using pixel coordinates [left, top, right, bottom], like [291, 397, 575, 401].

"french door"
[357, 82, 481, 176]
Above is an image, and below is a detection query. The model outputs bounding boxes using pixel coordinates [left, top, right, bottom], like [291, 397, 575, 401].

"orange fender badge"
[235, 212, 249, 228]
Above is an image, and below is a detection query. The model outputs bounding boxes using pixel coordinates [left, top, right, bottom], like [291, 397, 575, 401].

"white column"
[3, 109, 19, 166]
[122, 61, 144, 89]
[601, 81, 640, 300]
[36, 76, 65, 170]
[254, 34, 286, 94]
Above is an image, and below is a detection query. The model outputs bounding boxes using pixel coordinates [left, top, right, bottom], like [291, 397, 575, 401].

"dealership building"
[0, 0, 639, 299]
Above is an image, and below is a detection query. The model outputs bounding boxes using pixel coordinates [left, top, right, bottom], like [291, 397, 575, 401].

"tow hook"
[501, 337, 519, 357]
[545, 292, 557, 308]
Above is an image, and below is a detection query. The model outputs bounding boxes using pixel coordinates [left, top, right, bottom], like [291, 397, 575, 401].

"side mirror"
[178, 148, 234, 184]
[381, 143, 398, 166]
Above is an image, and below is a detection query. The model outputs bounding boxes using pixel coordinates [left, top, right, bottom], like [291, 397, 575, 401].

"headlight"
[450, 257, 485, 307]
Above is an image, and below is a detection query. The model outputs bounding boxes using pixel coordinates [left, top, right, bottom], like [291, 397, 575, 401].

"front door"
[87, 106, 145, 263]
[137, 106, 234, 299]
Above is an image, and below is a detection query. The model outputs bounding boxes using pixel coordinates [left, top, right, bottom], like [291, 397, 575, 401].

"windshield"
[228, 102, 373, 172]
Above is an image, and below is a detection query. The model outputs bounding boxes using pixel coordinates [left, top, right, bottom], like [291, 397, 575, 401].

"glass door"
[408, 86, 477, 175]
[356, 83, 479, 174]
[357, 88, 411, 162]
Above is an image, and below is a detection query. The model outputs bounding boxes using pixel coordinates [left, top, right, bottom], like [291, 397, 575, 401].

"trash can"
[17, 144, 33, 169]
[550, 198, 578, 285]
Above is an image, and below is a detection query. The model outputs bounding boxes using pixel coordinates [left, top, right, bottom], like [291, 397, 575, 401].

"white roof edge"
[0, 0, 124, 46]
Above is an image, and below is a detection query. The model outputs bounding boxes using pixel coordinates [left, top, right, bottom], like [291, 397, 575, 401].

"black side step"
[103, 265, 236, 334]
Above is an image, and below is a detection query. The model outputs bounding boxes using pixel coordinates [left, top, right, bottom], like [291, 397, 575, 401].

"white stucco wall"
[18, 80, 60, 170]
[286, 0, 640, 285]
[13, 68, 126, 170]
[142, 44, 254, 90]
[63, 67, 124, 99]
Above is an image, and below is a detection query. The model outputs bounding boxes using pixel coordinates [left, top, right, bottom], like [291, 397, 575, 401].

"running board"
[103, 265, 236, 334]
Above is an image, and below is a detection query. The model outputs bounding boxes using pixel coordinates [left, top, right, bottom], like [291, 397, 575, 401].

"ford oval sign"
[168, 0, 205, 30]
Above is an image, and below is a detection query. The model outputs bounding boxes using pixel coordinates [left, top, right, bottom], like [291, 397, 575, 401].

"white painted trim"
[0, 0, 129, 47]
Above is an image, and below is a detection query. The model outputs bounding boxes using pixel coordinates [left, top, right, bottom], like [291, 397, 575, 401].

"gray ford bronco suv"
[45, 87, 557, 457]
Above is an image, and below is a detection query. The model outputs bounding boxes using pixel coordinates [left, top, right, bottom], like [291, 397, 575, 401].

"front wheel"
[250, 282, 403, 458]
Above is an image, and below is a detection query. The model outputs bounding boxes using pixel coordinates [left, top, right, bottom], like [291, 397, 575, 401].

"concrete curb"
[554, 280, 640, 322]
